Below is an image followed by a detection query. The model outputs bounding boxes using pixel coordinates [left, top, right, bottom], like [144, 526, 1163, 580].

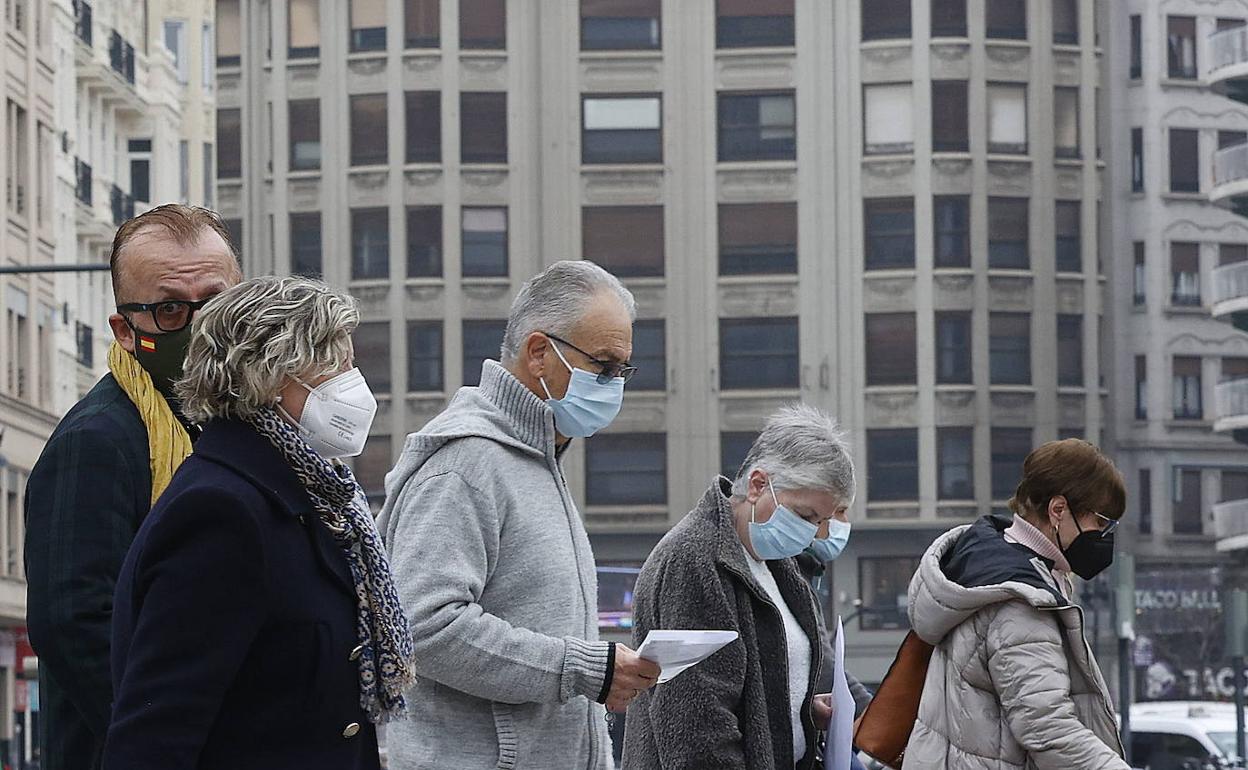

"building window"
[582, 95, 662, 164]
[1056, 315, 1083, 387]
[1170, 242, 1201, 306]
[405, 0, 439, 48]
[1167, 16, 1197, 79]
[586, 433, 667, 506]
[1131, 127, 1144, 192]
[938, 428, 974, 500]
[1053, 0, 1078, 44]
[864, 83, 913, 155]
[354, 437, 392, 506]
[460, 0, 505, 49]
[350, 94, 388, 166]
[216, 109, 241, 178]
[1054, 87, 1079, 159]
[462, 320, 506, 387]
[351, 208, 389, 280]
[164, 19, 188, 82]
[179, 139, 191, 201]
[933, 195, 970, 268]
[991, 428, 1031, 500]
[716, 0, 794, 48]
[289, 0, 320, 58]
[407, 206, 442, 278]
[859, 556, 919, 631]
[1139, 468, 1152, 534]
[1134, 242, 1146, 305]
[583, 206, 664, 277]
[581, 0, 660, 51]
[405, 91, 441, 163]
[721, 432, 758, 480]
[936, 312, 972, 384]
[350, 0, 386, 52]
[989, 313, 1030, 385]
[461, 92, 507, 164]
[987, 83, 1027, 154]
[1173, 468, 1202, 534]
[931, 0, 967, 37]
[717, 91, 796, 162]
[1135, 355, 1148, 419]
[718, 202, 797, 275]
[129, 139, 151, 203]
[1222, 469, 1248, 504]
[1169, 128, 1199, 193]
[864, 198, 915, 270]
[867, 430, 918, 502]
[861, 0, 910, 41]
[1129, 15, 1142, 79]
[1221, 243, 1248, 266]
[865, 313, 917, 386]
[1172, 357, 1203, 420]
[719, 317, 799, 390]
[290, 212, 322, 278]
[988, 197, 1028, 269]
[462, 207, 508, 277]
[987, 0, 1026, 40]
[289, 99, 320, 171]
[1223, 356, 1248, 383]
[630, 320, 666, 392]
[407, 321, 443, 392]
[932, 81, 968, 152]
[224, 219, 243, 255]
[354, 321, 391, 394]
[217, 0, 241, 66]
[1055, 200, 1081, 273]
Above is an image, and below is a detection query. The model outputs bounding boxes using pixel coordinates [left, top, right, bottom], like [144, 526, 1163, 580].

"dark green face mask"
[129, 324, 193, 398]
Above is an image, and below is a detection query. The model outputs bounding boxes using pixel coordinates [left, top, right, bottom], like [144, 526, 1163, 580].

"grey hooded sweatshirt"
[376, 361, 612, 770]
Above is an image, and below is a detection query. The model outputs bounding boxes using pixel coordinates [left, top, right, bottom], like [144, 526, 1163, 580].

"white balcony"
[1212, 261, 1248, 319]
[1211, 498, 1248, 552]
[1214, 377, 1248, 433]
[1208, 25, 1248, 96]
[1212, 142, 1248, 205]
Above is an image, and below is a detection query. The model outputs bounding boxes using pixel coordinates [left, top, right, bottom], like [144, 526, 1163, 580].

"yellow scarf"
[108, 342, 193, 507]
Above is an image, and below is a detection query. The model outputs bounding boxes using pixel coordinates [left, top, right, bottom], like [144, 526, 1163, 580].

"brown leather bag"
[851, 630, 935, 770]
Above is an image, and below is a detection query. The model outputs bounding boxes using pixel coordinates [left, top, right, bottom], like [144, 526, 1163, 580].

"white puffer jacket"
[903, 516, 1129, 770]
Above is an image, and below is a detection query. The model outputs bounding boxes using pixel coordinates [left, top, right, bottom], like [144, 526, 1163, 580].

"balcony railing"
[110, 185, 134, 226]
[1211, 24, 1248, 76]
[1216, 377, 1248, 428]
[1211, 498, 1248, 549]
[75, 158, 92, 206]
[73, 0, 92, 46]
[1213, 260, 1248, 306]
[1214, 142, 1248, 189]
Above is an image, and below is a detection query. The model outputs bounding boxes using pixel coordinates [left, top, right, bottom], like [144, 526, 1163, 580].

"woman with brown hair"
[904, 439, 1131, 769]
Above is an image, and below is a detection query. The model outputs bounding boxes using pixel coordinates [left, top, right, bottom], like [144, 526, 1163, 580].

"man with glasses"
[25, 204, 241, 770]
[378, 260, 661, 770]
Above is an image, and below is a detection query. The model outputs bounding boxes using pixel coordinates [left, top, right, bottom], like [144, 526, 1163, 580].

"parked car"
[1130, 701, 1243, 769]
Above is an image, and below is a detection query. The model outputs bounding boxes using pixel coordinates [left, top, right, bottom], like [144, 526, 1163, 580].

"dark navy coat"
[102, 419, 380, 770]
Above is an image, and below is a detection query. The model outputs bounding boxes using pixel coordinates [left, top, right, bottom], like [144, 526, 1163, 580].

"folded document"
[636, 630, 740, 684]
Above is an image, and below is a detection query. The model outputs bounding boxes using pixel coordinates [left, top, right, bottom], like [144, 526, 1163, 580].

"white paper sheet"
[635, 630, 740, 684]
[825, 617, 856, 770]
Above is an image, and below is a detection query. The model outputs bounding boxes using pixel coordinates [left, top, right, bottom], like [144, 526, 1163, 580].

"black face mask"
[126, 322, 193, 399]
[1057, 515, 1115, 580]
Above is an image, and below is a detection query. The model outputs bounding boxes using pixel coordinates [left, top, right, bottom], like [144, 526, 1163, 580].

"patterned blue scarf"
[248, 407, 415, 723]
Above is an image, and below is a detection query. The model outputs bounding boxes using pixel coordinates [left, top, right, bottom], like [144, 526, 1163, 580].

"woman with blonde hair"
[102, 276, 413, 770]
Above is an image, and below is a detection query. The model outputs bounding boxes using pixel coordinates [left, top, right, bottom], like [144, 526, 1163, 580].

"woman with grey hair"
[102, 276, 414, 770]
[621, 403, 856, 770]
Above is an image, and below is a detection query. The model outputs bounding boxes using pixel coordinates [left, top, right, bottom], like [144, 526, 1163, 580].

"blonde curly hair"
[176, 276, 360, 422]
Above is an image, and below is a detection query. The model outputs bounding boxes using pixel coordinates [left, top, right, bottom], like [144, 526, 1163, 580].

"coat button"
[349, 644, 364, 661]
[343, 722, 361, 738]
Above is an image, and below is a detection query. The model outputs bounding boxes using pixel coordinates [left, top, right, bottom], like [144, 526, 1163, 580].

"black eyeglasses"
[117, 299, 213, 333]
[544, 333, 638, 384]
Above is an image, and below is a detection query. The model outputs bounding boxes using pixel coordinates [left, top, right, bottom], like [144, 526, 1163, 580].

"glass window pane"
[864, 198, 915, 269]
[583, 206, 664, 277]
[932, 81, 968, 152]
[865, 313, 917, 385]
[582, 0, 661, 50]
[1057, 314, 1083, 386]
[350, 94, 388, 166]
[1222, 243, 1248, 266]
[462, 320, 506, 386]
[461, 92, 507, 164]
[1174, 468, 1203, 534]
[290, 212, 322, 278]
[461, 0, 506, 49]
[861, 0, 911, 41]
[987, 84, 1027, 154]
[1055, 200, 1081, 272]
[406, 91, 441, 163]
[350, 0, 387, 51]
[864, 83, 914, 154]
[938, 427, 974, 500]
[462, 207, 508, 277]
[716, 0, 794, 48]
[717, 92, 796, 162]
[216, 108, 241, 178]
[720, 431, 760, 480]
[719, 318, 799, 389]
[354, 321, 391, 393]
[586, 433, 667, 506]
[582, 97, 663, 164]
[289, 99, 321, 171]
[988, 197, 1029, 269]
[217, 0, 242, 65]
[629, 320, 665, 391]
[1053, 0, 1078, 44]
[991, 428, 1032, 500]
[989, 313, 1030, 384]
[354, 436, 391, 506]
[859, 557, 919, 630]
[936, 312, 972, 384]
[351, 208, 389, 280]
[407, 206, 442, 278]
[1167, 16, 1197, 79]
[1169, 128, 1199, 193]
[934, 195, 970, 267]
[719, 202, 797, 275]
[405, 0, 440, 48]
[1054, 87, 1079, 158]
[407, 321, 444, 391]
[1172, 356, 1203, 419]
[289, 0, 321, 57]
[867, 429, 918, 501]
[1171, 242, 1201, 306]
[987, 0, 1027, 40]
[931, 0, 967, 37]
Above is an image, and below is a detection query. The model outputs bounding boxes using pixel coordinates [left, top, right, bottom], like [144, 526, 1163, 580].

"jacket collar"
[192, 418, 315, 518]
[478, 361, 558, 456]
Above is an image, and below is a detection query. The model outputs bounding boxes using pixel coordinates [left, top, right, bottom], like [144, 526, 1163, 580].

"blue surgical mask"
[540, 341, 625, 438]
[748, 479, 818, 561]
[809, 519, 852, 562]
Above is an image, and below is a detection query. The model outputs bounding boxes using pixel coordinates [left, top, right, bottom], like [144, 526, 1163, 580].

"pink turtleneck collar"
[1003, 513, 1073, 577]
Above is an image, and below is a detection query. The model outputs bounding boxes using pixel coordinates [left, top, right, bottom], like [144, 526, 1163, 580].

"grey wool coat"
[904, 516, 1129, 770]
[621, 478, 823, 770]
